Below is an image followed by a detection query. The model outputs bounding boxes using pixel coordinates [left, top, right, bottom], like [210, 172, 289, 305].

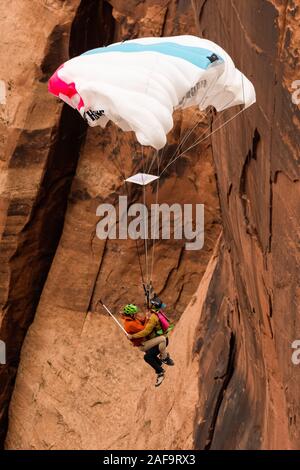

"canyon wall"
[1, 0, 220, 449]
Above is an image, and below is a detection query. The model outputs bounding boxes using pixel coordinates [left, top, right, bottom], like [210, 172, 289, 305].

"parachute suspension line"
[123, 131, 148, 296]
[136, 236, 148, 301]
[111, 135, 149, 296]
[123, 138, 156, 304]
[111, 134, 135, 191]
[241, 72, 245, 107]
[98, 299, 129, 336]
[180, 105, 246, 155]
[147, 148, 160, 175]
[147, 145, 165, 176]
[139, 145, 152, 307]
[159, 106, 247, 177]
[158, 109, 224, 177]
[111, 152, 127, 182]
[143, 148, 161, 305]
[147, 111, 210, 176]
[160, 109, 224, 173]
[111, 131, 129, 183]
[168, 73, 220, 162]
[148, 74, 222, 176]
[149, 152, 160, 289]
[157, 146, 166, 176]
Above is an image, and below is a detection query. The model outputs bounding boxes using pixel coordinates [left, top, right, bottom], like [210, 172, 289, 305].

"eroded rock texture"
[1, 0, 299, 450]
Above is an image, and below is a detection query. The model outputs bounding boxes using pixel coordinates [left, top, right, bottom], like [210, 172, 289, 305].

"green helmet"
[123, 304, 138, 316]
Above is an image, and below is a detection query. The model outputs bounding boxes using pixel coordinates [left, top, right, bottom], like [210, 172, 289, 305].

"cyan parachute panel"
[82, 42, 223, 70]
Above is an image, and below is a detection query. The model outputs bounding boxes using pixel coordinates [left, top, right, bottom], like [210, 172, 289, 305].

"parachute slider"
[125, 173, 159, 186]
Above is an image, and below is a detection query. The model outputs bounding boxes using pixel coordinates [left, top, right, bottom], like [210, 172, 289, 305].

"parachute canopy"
[48, 35, 256, 150]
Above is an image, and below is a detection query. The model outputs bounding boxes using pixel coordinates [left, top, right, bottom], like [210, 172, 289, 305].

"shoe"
[161, 354, 175, 366]
[155, 372, 165, 387]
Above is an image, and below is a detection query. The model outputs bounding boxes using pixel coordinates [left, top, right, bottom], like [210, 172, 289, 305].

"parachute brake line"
[142, 184, 150, 291]
[159, 84, 245, 177]
[98, 299, 129, 336]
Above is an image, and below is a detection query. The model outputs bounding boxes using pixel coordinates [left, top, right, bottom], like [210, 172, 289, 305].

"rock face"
[1, 0, 299, 450]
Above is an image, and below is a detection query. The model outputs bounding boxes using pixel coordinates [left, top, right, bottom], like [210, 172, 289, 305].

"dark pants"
[143, 337, 169, 374]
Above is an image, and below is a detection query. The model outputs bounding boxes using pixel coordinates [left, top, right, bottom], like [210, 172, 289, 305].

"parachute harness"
[159, 71, 246, 177]
[149, 153, 160, 289]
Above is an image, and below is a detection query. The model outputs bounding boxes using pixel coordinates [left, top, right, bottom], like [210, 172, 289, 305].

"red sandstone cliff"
[0, 0, 299, 450]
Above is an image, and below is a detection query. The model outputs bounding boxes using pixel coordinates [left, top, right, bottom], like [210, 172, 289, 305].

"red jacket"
[122, 316, 146, 346]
